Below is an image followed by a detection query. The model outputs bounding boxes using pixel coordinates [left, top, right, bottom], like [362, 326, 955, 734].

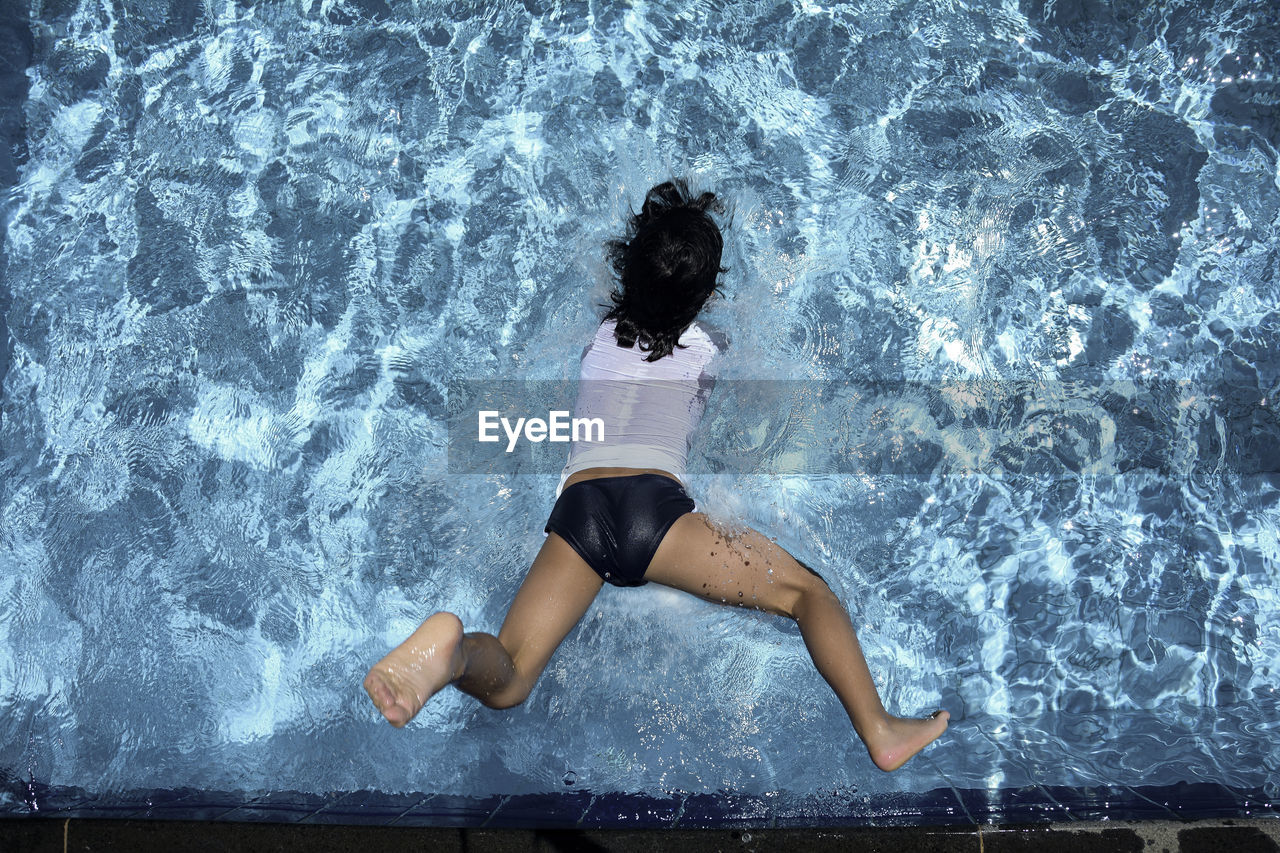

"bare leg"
[364, 532, 603, 724]
[645, 513, 949, 771]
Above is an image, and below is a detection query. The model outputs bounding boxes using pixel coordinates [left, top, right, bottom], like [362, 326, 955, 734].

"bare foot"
[363, 612, 464, 727]
[863, 710, 950, 772]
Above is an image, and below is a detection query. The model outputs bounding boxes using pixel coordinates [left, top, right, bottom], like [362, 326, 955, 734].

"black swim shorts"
[544, 474, 695, 587]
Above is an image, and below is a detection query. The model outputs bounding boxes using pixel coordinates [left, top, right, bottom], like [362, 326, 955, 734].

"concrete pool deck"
[3, 817, 1280, 852]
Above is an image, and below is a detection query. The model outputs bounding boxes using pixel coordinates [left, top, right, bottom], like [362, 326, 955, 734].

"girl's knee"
[788, 569, 839, 619]
[478, 680, 532, 710]
[795, 558, 828, 586]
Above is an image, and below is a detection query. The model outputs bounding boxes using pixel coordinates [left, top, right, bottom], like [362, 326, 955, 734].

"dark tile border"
[1, 818, 1279, 853]
[2, 779, 1275, 827]
[579, 791, 684, 828]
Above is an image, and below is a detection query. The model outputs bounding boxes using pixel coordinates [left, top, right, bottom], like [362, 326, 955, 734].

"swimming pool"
[2, 0, 1277, 827]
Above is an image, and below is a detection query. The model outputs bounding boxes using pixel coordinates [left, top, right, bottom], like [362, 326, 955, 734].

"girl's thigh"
[644, 512, 821, 617]
[496, 532, 603, 679]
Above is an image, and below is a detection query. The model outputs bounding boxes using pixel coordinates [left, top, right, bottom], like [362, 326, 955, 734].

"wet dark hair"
[603, 179, 727, 361]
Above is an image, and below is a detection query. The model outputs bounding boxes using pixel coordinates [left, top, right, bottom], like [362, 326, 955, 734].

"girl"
[363, 180, 948, 772]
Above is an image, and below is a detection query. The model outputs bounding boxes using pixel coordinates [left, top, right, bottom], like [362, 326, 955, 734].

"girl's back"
[560, 318, 720, 491]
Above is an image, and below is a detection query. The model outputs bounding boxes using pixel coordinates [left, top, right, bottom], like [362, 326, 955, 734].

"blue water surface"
[1, 0, 1278, 817]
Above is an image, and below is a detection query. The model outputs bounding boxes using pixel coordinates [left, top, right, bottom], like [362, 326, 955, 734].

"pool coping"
[2, 816, 1279, 853]
[3, 779, 1274, 827]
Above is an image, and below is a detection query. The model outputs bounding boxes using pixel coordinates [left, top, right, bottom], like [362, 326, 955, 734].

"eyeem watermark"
[447, 378, 1277, 477]
[478, 410, 605, 452]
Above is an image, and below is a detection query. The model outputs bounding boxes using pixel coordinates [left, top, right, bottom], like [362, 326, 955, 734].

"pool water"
[2, 0, 1278, 822]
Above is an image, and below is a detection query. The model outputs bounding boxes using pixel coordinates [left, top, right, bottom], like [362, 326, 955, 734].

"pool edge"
[2, 816, 1279, 853]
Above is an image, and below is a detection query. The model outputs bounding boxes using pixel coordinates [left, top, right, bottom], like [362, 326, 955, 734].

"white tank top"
[557, 319, 720, 494]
